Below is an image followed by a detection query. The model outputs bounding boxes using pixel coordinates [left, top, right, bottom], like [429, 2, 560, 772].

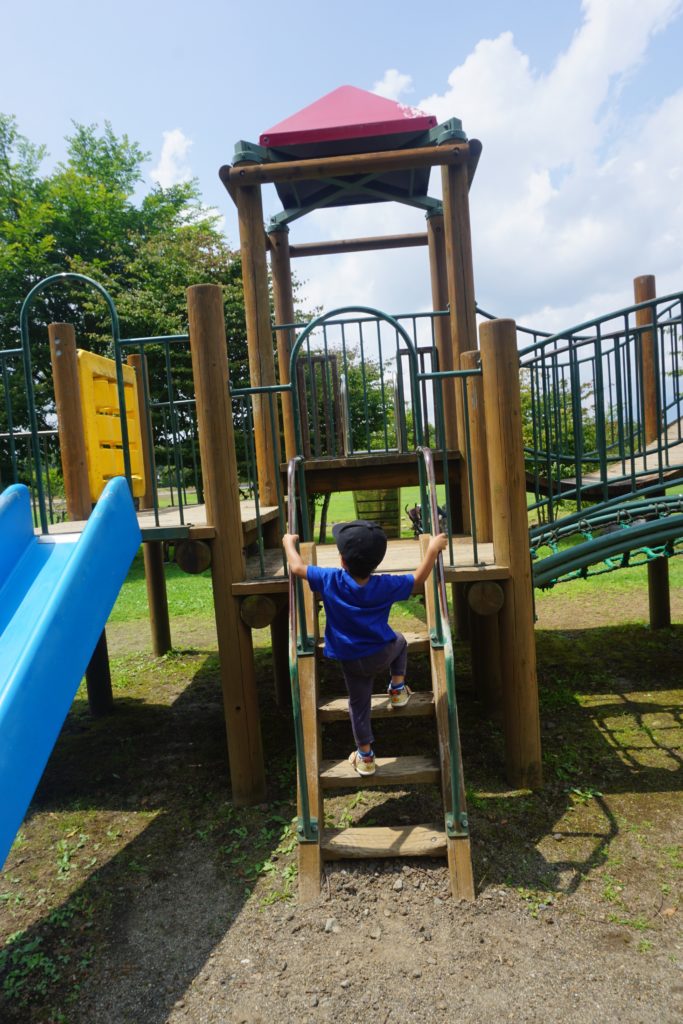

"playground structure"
[1, 86, 682, 898]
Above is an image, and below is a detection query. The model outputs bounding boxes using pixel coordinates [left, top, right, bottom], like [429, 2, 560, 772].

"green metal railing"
[417, 446, 468, 839]
[518, 292, 683, 522]
[286, 456, 318, 843]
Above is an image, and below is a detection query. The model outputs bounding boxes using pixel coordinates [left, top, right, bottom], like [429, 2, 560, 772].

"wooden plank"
[421, 535, 475, 901]
[316, 628, 429, 657]
[319, 755, 440, 789]
[222, 142, 470, 187]
[42, 501, 279, 541]
[282, 449, 461, 494]
[321, 825, 447, 860]
[268, 226, 297, 461]
[318, 690, 434, 722]
[297, 542, 323, 903]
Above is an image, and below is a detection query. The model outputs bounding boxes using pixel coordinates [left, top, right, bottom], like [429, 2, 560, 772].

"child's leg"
[388, 632, 408, 686]
[340, 663, 375, 752]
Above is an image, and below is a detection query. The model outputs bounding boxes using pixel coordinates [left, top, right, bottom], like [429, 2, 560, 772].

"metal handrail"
[416, 446, 468, 838]
[286, 457, 317, 843]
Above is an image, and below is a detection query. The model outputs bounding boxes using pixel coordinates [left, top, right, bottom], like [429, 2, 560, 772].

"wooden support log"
[479, 318, 542, 790]
[48, 322, 114, 714]
[187, 283, 266, 804]
[234, 184, 280, 506]
[467, 581, 504, 617]
[240, 595, 278, 629]
[175, 539, 212, 575]
[268, 225, 297, 462]
[469, 610, 503, 722]
[633, 274, 671, 630]
[221, 142, 470, 187]
[427, 213, 458, 451]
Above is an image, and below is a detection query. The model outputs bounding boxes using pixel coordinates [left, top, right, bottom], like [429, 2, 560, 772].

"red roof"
[260, 85, 436, 148]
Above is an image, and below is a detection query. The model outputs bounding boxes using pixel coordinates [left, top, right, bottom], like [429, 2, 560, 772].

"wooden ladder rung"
[315, 629, 430, 658]
[318, 691, 434, 721]
[319, 755, 440, 789]
[321, 824, 447, 860]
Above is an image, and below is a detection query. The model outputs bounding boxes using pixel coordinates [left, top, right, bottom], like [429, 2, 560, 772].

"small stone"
[310, 996, 319, 1007]
[324, 918, 336, 933]
[340, 979, 350, 989]
[393, 878, 404, 892]
[552, 833, 563, 841]
[437, 1002, 447, 1010]
[384, 909, 392, 918]
[412, 969, 422, 979]
[369, 926, 382, 940]
[427, 956, 437, 965]
[434, 897, 443, 908]
[174, 1000, 185, 1009]
[362, 908, 370, 917]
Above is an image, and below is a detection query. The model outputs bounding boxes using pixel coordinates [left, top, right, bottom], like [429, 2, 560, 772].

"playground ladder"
[292, 542, 474, 902]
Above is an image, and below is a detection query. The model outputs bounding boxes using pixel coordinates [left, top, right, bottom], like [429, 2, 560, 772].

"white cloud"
[150, 128, 193, 188]
[294, 0, 683, 335]
[372, 69, 413, 101]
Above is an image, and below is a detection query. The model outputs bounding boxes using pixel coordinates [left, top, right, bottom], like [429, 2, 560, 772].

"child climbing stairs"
[292, 538, 475, 903]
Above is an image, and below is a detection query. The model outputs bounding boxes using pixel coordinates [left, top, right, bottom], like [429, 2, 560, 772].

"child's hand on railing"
[429, 533, 448, 556]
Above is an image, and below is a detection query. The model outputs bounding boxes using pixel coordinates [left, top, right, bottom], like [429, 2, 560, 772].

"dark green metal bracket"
[446, 811, 469, 838]
[232, 139, 271, 165]
[429, 117, 467, 145]
[297, 816, 319, 843]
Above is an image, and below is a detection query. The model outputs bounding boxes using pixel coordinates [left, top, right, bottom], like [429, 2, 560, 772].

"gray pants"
[339, 633, 408, 748]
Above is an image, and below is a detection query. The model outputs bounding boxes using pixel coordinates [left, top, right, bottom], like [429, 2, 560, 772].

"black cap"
[332, 520, 387, 573]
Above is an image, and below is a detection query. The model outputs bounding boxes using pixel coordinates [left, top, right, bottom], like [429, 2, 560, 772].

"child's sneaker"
[387, 682, 412, 709]
[348, 748, 376, 776]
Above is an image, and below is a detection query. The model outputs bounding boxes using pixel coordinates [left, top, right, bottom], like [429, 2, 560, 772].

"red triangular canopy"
[260, 85, 436, 148]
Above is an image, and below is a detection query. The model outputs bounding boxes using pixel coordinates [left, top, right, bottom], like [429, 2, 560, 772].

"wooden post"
[126, 353, 155, 509]
[461, 350, 492, 543]
[48, 323, 91, 522]
[143, 541, 172, 656]
[48, 323, 114, 716]
[127, 352, 173, 654]
[186, 284, 266, 804]
[427, 212, 458, 450]
[468, 582, 504, 721]
[633, 274, 671, 630]
[297, 542, 323, 903]
[234, 183, 280, 506]
[441, 163, 478, 445]
[479, 318, 542, 789]
[268, 225, 298, 462]
[270, 599, 291, 709]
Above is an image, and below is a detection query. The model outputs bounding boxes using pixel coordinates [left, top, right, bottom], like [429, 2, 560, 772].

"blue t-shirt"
[306, 565, 414, 661]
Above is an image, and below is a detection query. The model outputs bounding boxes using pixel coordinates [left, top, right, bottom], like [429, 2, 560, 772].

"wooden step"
[319, 755, 440, 789]
[321, 824, 447, 860]
[318, 690, 434, 722]
[316, 629, 430, 658]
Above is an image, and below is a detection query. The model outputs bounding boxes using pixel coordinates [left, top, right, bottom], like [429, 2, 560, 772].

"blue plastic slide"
[0, 477, 141, 866]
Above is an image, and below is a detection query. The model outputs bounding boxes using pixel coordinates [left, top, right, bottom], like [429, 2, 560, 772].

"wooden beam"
[186, 283, 266, 804]
[427, 214, 457, 450]
[479, 318, 542, 790]
[221, 142, 470, 187]
[234, 183, 281, 506]
[126, 353, 155, 510]
[268, 226, 297, 462]
[289, 232, 428, 258]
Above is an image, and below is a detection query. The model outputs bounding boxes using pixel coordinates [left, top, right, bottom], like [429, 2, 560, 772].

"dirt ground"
[1, 589, 682, 1024]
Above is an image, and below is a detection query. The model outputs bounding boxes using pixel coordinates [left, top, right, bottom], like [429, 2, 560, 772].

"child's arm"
[282, 533, 309, 579]
[411, 533, 448, 593]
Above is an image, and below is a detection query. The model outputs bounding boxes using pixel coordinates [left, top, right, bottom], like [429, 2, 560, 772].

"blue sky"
[4, 0, 683, 328]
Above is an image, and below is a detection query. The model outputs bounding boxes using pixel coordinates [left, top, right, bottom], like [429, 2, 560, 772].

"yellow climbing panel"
[77, 350, 145, 501]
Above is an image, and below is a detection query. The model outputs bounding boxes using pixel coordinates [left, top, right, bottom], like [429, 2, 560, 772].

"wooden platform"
[234, 536, 509, 594]
[40, 501, 280, 543]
